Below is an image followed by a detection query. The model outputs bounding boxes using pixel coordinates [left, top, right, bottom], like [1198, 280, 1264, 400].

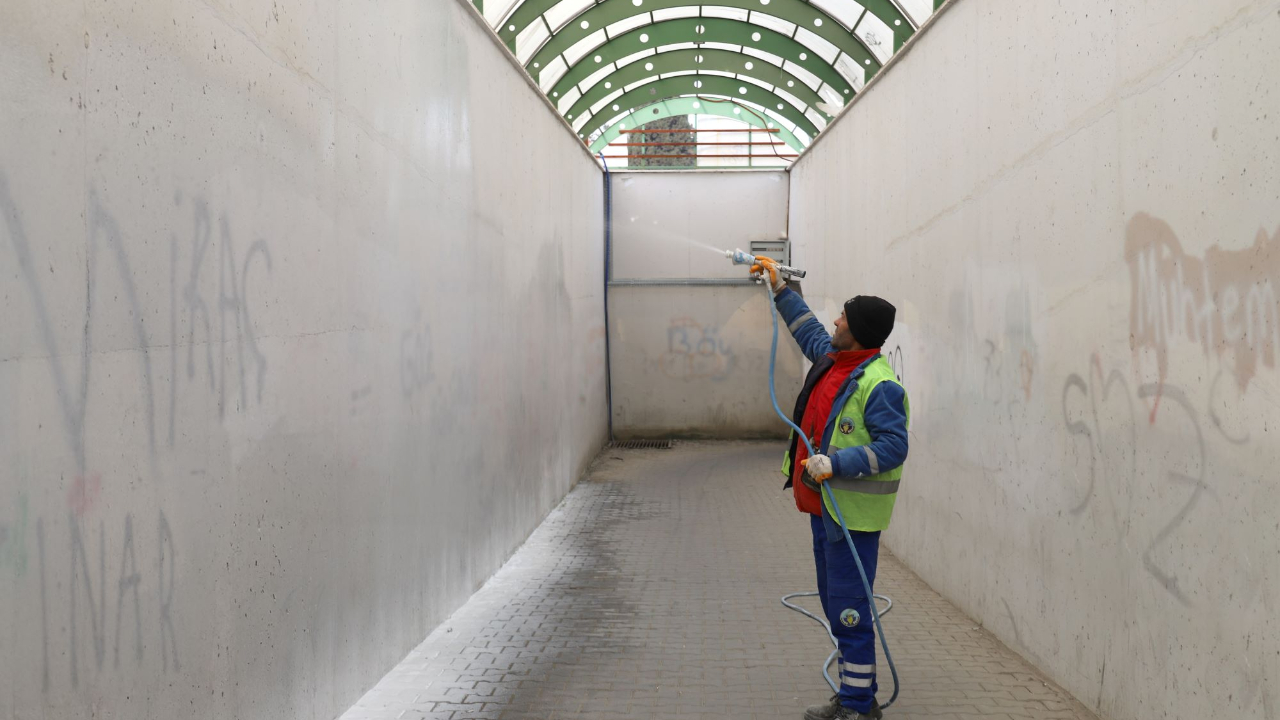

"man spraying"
[750, 257, 909, 720]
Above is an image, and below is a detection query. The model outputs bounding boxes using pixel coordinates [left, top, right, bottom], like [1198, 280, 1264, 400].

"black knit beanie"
[844, 295, 896, 349]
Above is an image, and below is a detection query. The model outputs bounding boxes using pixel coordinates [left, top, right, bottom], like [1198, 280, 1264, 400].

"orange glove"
[801, 454, 833, 483]
[750, 256, 785, 292]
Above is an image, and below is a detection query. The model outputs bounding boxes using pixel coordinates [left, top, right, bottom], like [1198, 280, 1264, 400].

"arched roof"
[479, 0, 942, 151]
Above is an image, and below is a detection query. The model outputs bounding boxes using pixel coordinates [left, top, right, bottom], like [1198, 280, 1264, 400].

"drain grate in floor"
[610, 439, 674, 450]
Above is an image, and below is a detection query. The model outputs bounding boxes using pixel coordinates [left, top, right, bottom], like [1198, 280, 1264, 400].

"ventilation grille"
[610, 439, 674, 450]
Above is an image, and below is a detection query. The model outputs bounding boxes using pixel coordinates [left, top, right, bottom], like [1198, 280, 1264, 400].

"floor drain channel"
[611, 439, 674, 450]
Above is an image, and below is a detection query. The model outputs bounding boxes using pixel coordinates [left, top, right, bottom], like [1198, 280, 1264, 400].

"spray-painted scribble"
[886, 345, 906, 385]
[1060, 355, 1212, 606]
[67, 473, 102, 518]
[400, 321, 435, 399]
[1, 174, 157, 473]
[0, 493, 30, 577]
[1061, 354, 1138, 517]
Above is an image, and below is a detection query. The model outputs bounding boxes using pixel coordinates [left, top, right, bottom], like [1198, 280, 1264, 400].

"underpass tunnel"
[1, 1, 1277, 719]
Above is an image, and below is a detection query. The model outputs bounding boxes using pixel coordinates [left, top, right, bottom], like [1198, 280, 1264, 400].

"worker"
[750, 257, 909, 720]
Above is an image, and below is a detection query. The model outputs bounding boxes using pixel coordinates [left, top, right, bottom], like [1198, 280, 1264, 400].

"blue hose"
[764, 284, 901, 709]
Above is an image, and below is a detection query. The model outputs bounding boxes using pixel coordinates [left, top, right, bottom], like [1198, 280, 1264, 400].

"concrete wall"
[606, 171, 805, 438]
[0, 1, 607, 717]
[788, 1, 1280, 718]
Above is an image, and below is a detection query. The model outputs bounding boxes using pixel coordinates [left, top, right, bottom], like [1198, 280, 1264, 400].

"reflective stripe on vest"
[825, 477, 901, 495]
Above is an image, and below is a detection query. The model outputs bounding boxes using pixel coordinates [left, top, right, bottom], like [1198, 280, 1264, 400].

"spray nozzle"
[726, 248, 807, 280]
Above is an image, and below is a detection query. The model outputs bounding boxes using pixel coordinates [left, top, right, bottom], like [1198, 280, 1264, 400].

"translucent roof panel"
[810, 0, 865, 32]
[516, 21, 551, 64]
[748, 12, 796, 36]
[544, 0, 593, 33]
[539, 56, 569, 91]
[702, 6, 750, 21]
[899, 0, 933, 26]
[742, 46, 784, 66]
[563, 29, 608, 66]
[492, 0, 936, 151]
[651, 6, 701, 21]
[854, 11, 894, 63]
[793, 27, 841, 64]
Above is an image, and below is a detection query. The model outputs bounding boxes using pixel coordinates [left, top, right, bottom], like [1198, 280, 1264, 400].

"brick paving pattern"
[341, 441, 1099, 720]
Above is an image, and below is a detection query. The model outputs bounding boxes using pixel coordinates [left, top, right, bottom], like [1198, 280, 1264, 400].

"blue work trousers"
[810, 512, 880, 713]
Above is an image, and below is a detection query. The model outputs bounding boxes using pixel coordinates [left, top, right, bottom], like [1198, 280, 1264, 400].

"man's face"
[832, 310, 856, 351]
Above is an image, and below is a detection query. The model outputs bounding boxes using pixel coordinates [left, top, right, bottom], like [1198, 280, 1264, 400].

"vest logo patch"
[839, 417, 855, 435]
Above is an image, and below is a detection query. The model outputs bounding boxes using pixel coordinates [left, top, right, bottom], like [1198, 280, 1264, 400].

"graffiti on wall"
[660, 317, 736, 381]
[1126, 213, 1280, 404]
[1060, 354, 1214, 606]
[0, 173, 258, 692]
[34, 511, 182, 691]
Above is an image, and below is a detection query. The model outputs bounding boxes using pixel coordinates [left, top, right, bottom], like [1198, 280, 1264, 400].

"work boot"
[803, 697, 880, 720]
[832, 702, 883, 720]
[802, 694, 841, 720]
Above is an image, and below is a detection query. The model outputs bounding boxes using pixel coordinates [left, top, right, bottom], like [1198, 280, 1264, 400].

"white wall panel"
[788, 2, 1280, 719]
[0, 1, 607, 717]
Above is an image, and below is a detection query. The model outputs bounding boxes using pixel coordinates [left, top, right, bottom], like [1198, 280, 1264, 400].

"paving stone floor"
[340, 441, 1099, 720]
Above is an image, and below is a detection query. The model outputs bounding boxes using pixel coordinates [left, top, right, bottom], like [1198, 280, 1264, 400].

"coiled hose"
[763, 282, 901, 708]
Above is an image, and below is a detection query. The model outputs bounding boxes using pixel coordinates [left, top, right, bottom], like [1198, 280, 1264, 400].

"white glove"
[802, 454, 833, 483]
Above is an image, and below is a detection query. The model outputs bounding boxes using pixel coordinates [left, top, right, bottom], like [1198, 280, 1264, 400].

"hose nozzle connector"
[726, 248, 807, 280]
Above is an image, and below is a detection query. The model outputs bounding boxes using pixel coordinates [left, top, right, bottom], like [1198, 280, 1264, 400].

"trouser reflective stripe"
[814, 515, 881, 713]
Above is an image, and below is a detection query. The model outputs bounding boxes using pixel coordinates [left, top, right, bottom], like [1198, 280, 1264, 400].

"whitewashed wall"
[0, 0, 607, 717]
[606, 171, 805, 438]
[788, 1, 1280, 719]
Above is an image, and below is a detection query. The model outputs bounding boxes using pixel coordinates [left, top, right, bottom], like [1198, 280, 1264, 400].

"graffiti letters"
[45, 512, 180, 689]
[1126, 214, 1280, 395]
[171, 197, 272, 431]
[660, 318, 735, 381]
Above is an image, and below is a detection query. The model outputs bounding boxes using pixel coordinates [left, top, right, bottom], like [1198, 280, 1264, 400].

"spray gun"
[725, 249, 807, 280]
